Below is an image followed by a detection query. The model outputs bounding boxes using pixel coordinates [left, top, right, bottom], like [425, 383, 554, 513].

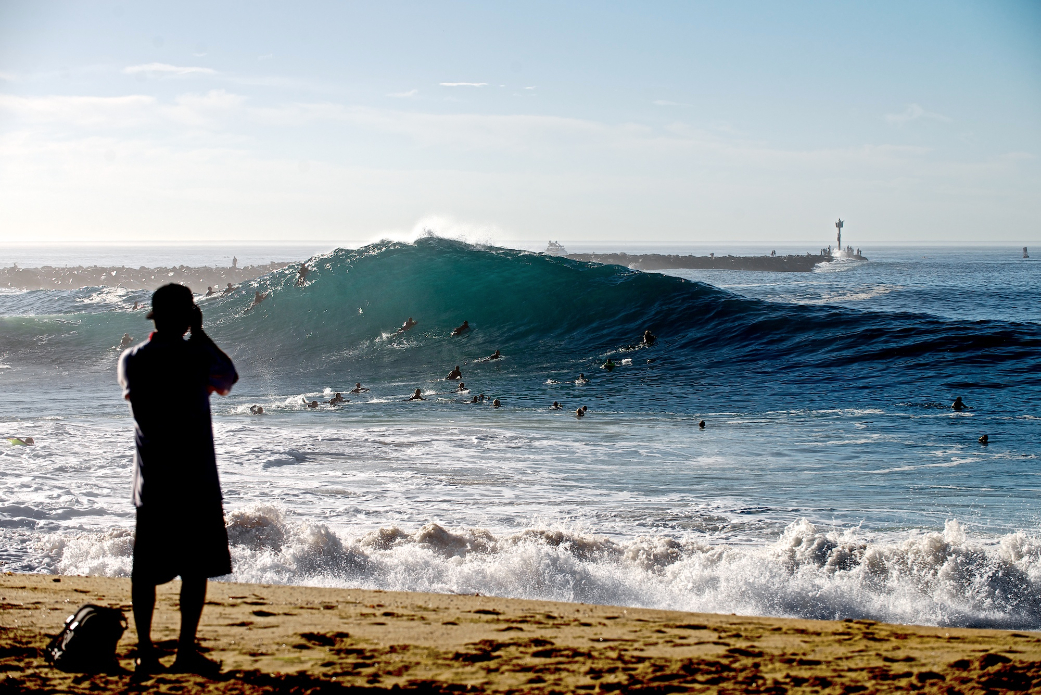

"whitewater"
[1, 238, 1039, 629]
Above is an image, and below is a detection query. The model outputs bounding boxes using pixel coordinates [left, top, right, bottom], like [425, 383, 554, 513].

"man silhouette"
[118, 284, 238, 675]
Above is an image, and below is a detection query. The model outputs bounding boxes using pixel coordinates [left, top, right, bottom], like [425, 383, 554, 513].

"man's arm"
[189, 305, 239, 396]
[117, 347, 133, 401]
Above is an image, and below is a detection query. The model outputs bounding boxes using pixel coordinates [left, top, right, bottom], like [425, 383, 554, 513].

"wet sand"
[1, 573, 1038, 693]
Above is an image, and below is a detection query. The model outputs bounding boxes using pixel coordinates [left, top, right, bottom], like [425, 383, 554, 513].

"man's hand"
[190, 304, 203, 336]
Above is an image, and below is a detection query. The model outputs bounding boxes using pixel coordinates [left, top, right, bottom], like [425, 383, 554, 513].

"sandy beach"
[1, 574, 1038, 693]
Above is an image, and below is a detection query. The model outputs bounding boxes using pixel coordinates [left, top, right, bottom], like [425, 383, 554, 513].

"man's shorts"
[133, 502, 232, 584]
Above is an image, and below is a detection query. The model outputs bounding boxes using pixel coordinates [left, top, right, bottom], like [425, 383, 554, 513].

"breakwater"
[565, 251, 865, 272]
[0, 262, 292, 291]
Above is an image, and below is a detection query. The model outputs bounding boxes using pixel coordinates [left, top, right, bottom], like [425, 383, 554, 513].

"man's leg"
[131, 578, 157, 660]
[177, 575, 207, 657]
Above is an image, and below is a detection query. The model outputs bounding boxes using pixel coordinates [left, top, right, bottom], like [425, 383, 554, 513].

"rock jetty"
[1, 262, 292, 291]
[565, 251, 836, 272]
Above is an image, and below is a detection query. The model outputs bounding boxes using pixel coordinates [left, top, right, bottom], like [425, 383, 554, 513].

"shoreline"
[2, 574, 1038, 693]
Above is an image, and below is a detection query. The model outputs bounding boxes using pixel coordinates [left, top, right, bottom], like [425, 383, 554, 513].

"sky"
[0, 1, 1039, 248]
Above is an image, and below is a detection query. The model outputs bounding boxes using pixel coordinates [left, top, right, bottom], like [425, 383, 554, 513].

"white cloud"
[122, 63, 216, 76]
[524, 86, 536, 90]
[439, 82, 487, 87]
[0, 93, 159, 127]
[0, 90, 244, 128]
[885, 103, 951, 124]
[387, 89, 418, 98]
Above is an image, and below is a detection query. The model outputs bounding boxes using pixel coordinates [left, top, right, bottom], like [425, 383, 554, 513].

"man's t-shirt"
[118, 331, 238, 510]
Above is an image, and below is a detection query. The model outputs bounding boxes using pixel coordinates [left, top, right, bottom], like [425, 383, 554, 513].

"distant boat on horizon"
[546, 240, 567, 255]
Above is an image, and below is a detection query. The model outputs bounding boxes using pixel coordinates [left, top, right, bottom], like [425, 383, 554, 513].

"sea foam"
[37, 506, 1041, 630]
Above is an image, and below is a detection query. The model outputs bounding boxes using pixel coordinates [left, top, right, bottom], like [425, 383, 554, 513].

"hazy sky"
[1, 1, 1038, 248]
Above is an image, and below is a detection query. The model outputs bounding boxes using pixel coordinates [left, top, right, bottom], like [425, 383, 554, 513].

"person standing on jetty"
[117, 284, 239, 676]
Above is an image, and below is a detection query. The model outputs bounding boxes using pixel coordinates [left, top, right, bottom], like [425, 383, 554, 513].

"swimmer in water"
[307, 400, 319, 409]
[471, 395, 479, 403]
[698, 420, 706, 429]
[602, 358, 615, 371]
[451, 320, 470, 336]
[979, 434, 989, 444]
[581, 405, 588, 414]
[576, 373, 589, 384]
[492, 398, 501, 408]
[458, 382, 467, 392]
[205, 286, 215, 297]
[249, 405, 265, 415]
[222, 282, 235, 296]
[350, 383, 369, 394]
[952, 396, 967, 411]
[551, 401, 561, 410]
[478, 393, 486, 403]
[409, 389, 426, 401]
[329, 392, 346, 405]
[397, 317, 417, 333]
[133, 301, 139, 311]
[488, 349, 501, 360]
[119, 333, 134, 350]
[446, 365, 462, 380]
[643, 329, 657, 346]
[295, 263, 309, 286]
[575, 408, 584, 418]
[250, 290, 267, 309]
[7, 437, 34, 446]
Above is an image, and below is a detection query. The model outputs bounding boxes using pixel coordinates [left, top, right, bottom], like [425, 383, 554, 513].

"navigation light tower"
[835, 219, 843, 251]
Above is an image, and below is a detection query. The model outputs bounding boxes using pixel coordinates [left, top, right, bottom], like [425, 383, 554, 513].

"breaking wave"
[37, 506, 1041, 630]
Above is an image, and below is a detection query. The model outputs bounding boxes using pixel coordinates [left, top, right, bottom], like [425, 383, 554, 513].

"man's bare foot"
[134, 649, 163, 677]
[169, 650, 222, 677]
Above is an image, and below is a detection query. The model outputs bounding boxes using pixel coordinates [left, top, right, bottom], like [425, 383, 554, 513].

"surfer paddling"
[119, 333, 134, 350]
[487, 349, 501, 360]
[350, 383, 369, 394]
[249, 291, 267, 310]
[451, 320, 470, 336]
[295, 263, 309, 286]
[409, 389, 426, 401]
[643, 329, 657, 346]
[117, 283, 238, 676]
[446, 366, 462, 380]
[397, 317, 417, 333]
[952, 396, 967, 411]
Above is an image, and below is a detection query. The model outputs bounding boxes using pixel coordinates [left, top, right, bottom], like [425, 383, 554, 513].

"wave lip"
[37, 506, 1041, 630]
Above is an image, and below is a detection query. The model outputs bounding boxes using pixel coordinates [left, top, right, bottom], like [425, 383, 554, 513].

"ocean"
[1, 238, 1039, 629]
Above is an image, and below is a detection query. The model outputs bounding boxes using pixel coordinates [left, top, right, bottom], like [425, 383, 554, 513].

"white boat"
[545, 240, 568, 255]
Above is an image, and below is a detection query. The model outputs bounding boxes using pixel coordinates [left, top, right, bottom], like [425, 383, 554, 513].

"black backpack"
[45, 604, 127, 673]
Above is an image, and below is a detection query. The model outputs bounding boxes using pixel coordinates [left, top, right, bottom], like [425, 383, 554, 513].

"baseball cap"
[146, 283, 195, 321]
